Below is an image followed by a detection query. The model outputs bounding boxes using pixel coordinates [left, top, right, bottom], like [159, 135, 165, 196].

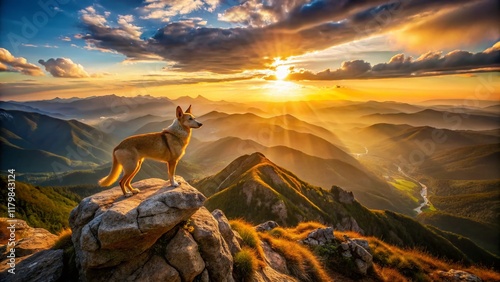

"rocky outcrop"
[435, 269, 482, 282]
[190, 207, 234, 282]
[0, 218, 58, 258]
[340, 236, 373, 275]
[301, 227, 335, 246]
[336, 216, 365, 234]
[0, 249, 64, 282]
[254, 221, 279, 232]
[69, 177, 213, 282]
[0, 219, 62, 280]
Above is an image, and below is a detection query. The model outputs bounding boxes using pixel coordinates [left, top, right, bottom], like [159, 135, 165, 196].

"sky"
[0, 0, 499, 102]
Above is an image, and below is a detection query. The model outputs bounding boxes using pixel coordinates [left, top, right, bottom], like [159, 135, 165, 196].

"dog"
[98, 105, 202, 196]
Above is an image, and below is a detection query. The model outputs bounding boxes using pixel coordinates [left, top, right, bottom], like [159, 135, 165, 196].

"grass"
[268, 221, 326, 241]
[389, 178, 420, 203]
[335, 231, 500, 282]
[260, 232, 331, 282]
[229, 219, 266, 264]
[233, 247, 259, 281]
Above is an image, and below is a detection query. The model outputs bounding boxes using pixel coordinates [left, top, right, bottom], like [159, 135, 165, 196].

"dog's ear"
[186, 105, 192, 113]
[176, 106, 183, 119]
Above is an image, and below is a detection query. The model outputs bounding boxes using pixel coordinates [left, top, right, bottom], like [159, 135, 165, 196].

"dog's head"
[177, 105, 203, 129]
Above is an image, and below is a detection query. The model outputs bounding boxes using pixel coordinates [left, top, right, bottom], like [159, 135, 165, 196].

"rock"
[339, 190, 355, 204]
[336, 216, 364, 234]
[253, 266, 299, 282]
[302, 227, 334, 246]
[261, 241, 290, 275]
[212, 209, 242, 256]
[0, 249, 64, 282]
[165, 229, 205, 282]
[134, 255, 181, 282]
[332, 186, 355, 204]
[351, 238, 371, 254]
[254, 221, 279, 232]
[69, 177, 206, 280]
[0, 218, 58, 258]
[354, 258, 369, 275]
[191, 207, 234, 282]
[435, 269, 482, 282]
[339, 236, 373, 275]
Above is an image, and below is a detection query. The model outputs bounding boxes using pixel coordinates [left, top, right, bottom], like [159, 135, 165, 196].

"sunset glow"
[0, 1, 498, 102]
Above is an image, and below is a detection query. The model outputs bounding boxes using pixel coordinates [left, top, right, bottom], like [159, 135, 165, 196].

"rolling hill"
[0, 109, 117, 172]
[418, 143, 500, 180]
[184, 136, 412, 214]
[194, 153, 499, 267]
[368, 125, 500, 159]
[362, 109, 500, 130]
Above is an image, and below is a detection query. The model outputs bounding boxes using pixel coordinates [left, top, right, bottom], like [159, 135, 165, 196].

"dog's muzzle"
[197, 122, 203, 127]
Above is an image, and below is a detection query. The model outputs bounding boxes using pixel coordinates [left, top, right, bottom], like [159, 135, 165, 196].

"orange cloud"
[0, 48, 45, 76]
[38, 58, 90, 78]
[394, 0, 499, 51]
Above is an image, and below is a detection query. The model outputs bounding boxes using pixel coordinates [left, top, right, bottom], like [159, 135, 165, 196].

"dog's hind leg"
[126, 158, 143, 194]
[115, 150, 138, 197]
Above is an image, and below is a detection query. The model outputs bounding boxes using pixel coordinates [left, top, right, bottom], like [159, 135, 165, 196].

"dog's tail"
[98, 152, 122, 187]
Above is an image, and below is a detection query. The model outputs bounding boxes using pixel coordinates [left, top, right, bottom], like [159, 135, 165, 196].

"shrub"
[52, 228, 73, 250]
[230, 219, 265, 263]
[234, 247, 259, 281]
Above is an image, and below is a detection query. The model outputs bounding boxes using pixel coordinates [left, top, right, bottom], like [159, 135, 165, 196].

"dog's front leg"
[167, 160, 179, 187]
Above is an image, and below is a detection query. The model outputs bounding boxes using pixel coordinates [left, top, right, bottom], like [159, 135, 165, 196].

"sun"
[275, 65, 290, 80]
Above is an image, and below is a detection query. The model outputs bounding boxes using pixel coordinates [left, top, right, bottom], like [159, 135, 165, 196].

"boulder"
[340, 236, 373, 275]
[435, 269, 482, 282]
[69, 177, 206, 281]
[165, 229, 205, 281]
[254, 221, 279, 232]
[302, 227, 334, 246]
[0, 249, 64, 282]
[212, 209, 242, 256]
[0, 218, 58, 258]
[191, 207, 234, 282]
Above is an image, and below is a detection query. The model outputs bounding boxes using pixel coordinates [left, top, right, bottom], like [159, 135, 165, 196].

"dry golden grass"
[333, 231, 500, 282]
[268, 221, 327, 241]
[234, 247, 259, 281]
[375, 265, 409, 282]
[230, 219, 266, 264]
[260, 233, 332, 282]
[52, 228, 73, 250]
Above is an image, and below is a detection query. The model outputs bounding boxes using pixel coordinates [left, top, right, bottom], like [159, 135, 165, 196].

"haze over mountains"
[1, 94, 499, 258]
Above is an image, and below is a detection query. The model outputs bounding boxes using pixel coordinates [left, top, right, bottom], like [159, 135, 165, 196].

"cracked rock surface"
[69, 177, 206, 281]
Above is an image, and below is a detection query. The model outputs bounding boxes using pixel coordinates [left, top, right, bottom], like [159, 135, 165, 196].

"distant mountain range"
[362, 109, 500, 130]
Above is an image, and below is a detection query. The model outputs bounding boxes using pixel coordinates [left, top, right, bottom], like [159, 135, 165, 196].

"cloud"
[61, 36, 72, 42]
[78, 7, 159, 61]
[80, 0, 487, 73]
[285, 42, 500, 80]
[218, 0, 309, 27]
[394, 0, 499, 51]
[0, 48, 45, 76]
[21, 43, 59, 48]
[38, 58, 90, 78]
[141, 0, 220, 21]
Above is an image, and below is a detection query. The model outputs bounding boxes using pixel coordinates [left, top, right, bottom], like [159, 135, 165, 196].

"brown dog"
[98, 105, 202, 196]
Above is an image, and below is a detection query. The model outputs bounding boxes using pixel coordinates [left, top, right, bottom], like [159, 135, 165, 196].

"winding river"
[396, 166, 431, 214]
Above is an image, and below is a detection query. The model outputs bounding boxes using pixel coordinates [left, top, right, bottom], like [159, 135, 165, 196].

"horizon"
[1, 0, 499, 102]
